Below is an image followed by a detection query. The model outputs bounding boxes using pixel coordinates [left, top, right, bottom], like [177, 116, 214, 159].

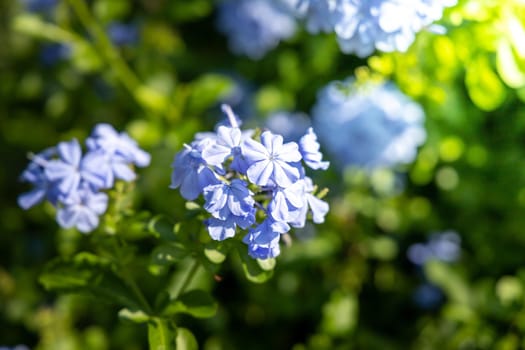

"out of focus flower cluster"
[170, 105, 329, 259]
[216, 0, 298, 59]
[407, 230, 461, 309]
[18, 124, 150, 233]
[313, 77, 426, 170]
[299, 0, 457, 57]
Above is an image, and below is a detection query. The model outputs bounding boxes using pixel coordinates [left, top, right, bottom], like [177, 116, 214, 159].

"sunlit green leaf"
[162, 290, 217, 319]
[118, 308, 150, 324]
[152, 243, 188, 266]
[465, 56, 506, 111]
[496, 39, 525, 88]
[236, 244, 274, 283]
[176, 328, 198, 350]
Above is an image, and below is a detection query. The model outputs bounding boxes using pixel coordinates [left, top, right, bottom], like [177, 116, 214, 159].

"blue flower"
[22, 0, 57, 12]
[205, 212, 255, 241]
[299, 127, 329, 170]
[107, 22, 140, 47]
[86, 123, 151, 167]
[243, 219, 290, 259]
[268, 181, 304, 222]
[203, 179, 255, 219]
[265, 111, 311, 142]
[288, 177, 329, 228]
[407, 230, 461, 266]
[312, 78, 426, 170]
[242, 130, 302, 187]
[40, 43, 70, 66]
[169, 104, 330, 259]
[170, 141, 219, 200]
[44, 139, 106, 196]
[216, 0, 297, 59]
[298, 0, 341, 34]
[245, 234, 281, 260]
[413, 283, 444, 309]
[18, 147, 59, 209]
[300, 0, 456, 57]
[56, 185, 108, 233]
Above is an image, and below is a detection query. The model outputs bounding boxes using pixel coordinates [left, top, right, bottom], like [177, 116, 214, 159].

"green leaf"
[148, 318, 176, 350]
[187, 74, 234, 114]
[176, 328, 198, 350]
[236, 244, 274, 283]
[257, 258, 276, 271]
[118, 308, 150, 324]
[39, 253, 140, 310]
[204, 241, 229, 264]
[148, 215, 177, 241]
[151, 243, 189, 267]
[465, 56, 507, 111]
[321, 290, 358, 336]
[162, 290, 217, 319]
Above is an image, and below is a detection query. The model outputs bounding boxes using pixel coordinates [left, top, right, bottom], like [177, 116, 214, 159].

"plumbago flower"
[18, 124, 150, 233]
[298, 0, 457, 57]
[312, 77, 426, 170]
[216, 0, 298, 59]
[170, 104, 330, 259]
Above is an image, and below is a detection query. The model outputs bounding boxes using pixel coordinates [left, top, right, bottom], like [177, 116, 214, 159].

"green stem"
[66, 0, 141, 99]
[148, 317, 175, 350]
[173, 259, 200, 299]
[112, 238, 153, 314]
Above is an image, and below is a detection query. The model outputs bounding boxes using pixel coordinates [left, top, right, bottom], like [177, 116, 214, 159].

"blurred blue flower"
[0, 345, 30, 350]
[242, 130, 302, 187]
[22, 0, 57, 12]
[19, 124, 150, 233]
[18, 147, 59, 209]
[39, 43, 70, 66]
[86, 123, 151, 167]
[312, 78, 426, 170]
[107, 22, 139, 47]
[56, 185, 108, 233]
[299, 0, 456, 57]
[86, 124, 151, 188]
[265, 111, 311, 142]
[216, 0, 297, 59]
[44, 139, 106, 196]
[413, 283, 444, 309]
[407, 230, 461, 266]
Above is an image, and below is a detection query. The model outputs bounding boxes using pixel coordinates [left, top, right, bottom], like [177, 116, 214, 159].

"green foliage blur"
[3, 0, 525, 349]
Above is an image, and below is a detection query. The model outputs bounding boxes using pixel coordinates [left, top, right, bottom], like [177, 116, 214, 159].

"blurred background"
[3, 0, 525, 349]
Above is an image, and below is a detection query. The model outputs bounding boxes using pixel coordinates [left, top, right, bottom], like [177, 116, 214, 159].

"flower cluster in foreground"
[299, 0, 457, 57]
[312, 77, 426, 170]
[18, 124, 150, 232]
[170, 105, 329, 259]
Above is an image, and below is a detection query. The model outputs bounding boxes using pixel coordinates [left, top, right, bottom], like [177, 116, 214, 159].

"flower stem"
[65, 0, 141, 101]
[173, 259, 200, 299]
[111, 238, 153, 314]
